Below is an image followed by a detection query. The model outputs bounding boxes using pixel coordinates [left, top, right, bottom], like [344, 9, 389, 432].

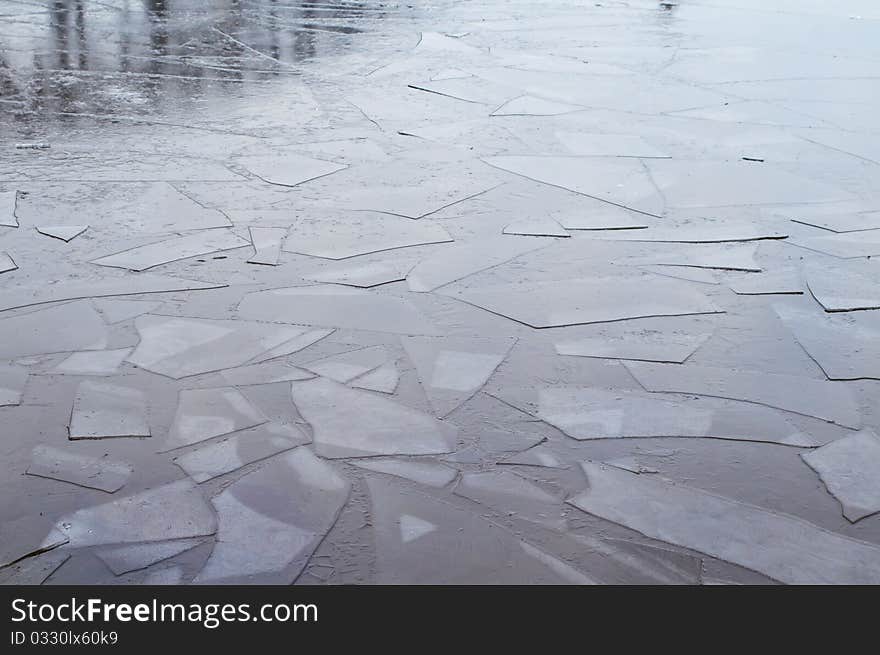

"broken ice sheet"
[161, 387, 267, 452]
[774, 306, 880, 381]
[238, 286, 439, 336]
[569, 461, 880, 584]
[351, 458, 458, 488]
[1, 252, 18, 274]
[503, 216, 569, 237]
[246, 328, 334, 364]
[220, 360, 314, 387]
[92, 229, 250, 271]
[455, 470, 566, 530]
[0, 550, 70, 585]
[302, 260, 413, 288]
[409, 77, 517, 105]
[624, 361, 861, 428]
[0, 364, 27, 407]
[238, 154, 347, 187]
[407, 237, 546, 292]
[483, 155, 663, 217]
[92, 299, 163, 324]
[0, 301, 107, 359]
[36, 225, 88, 242]
[491, 95, 584, 116]
[0, 274, 225, 313]
[56, 479, 216, 547]
[730, 271, 803, 295]
[788, 231, 880, 259]
[445, 275, 720, 328]
[552, 205, 649, 231]
[95, 538, 205, 575]
[502, 386, 816, 446]
[68, 381, 151, 440]
[402, 336, 516, 417]
[604, 457, 659, 474]
[367, 477, 577, 584]
[642, 265, 719, 285]
[247, 227, 286, 266]
[806, 260, 880, 312]
[291, 378, 456, 458]
[174, 423, 309, 483]
[645, 243, 761, 272]
[194, 448, 350, 584]
[802, 431, 880, 523]
[556, 331, 711, 364]
[0, 190, 19, 227]
[350, 362, 400, 394]
[592, 220, 786, 244]
[282, 212, 452, 260]
[127, 315, 317, 379]
[555, 133, 670, 158]
[27, 445, 132, 493]
[301, 347, 385, 384]
[50, 348, 132, 376]
[0, 516, 68, 568]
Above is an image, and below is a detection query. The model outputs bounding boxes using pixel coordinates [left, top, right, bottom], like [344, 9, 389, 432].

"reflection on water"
[0, 0, 396, 122]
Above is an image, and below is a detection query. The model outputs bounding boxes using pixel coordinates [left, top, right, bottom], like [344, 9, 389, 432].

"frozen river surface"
[2, 0, 880, 584]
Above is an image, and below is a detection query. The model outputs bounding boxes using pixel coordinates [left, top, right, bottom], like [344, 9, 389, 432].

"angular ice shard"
[238, 154, 347, 187]
[730, 271, 803, 295]
[161, 387, 267, 452]
[92, 299, 163, 324]
[50, 348, 132, 376]
[95, 538, 204, 575]
[68, 381, 151, 440]
[570, 461, 880, 584]
[1, 252, 17, 274]
[291, 378, 456, 458]
[495, 387, 818, 446]
[56, 479, 216, 547]
[194, 448, 350, 584]
[802, 431, 880, 522]
[173, 423, 308, 483]
[303, 346, 388, 383]
[0, 550, 69, 585]
[92, 229, 250, 271]
[446, 276, 720, 328]
[127, 315, 314, 379]
[367, 477, 579, 584]
[238, 286, 439, 336]
[491, 96, 584, 116]
[36, 225, 88, 242]
[351, 458, 458, 488]
[0, 364, 27, 407]
[774, 306, 880, 380]
[0, 274, 225, 313]
[483, 156, 663, 216]
[500, 445, 566, 469]
[302, 261, 413, 288]
[407, 237, 546, 292]
[556, 133, 670, 158]
[402, 336, 516, 417]
[503, 216, 569, 237]
[282, 212, 452, 260]
[625, 361, 861, 428]
[595, 221, 786, 244]
[788, 232, 880, 259]
[0, 516, 68, 568]
[649, 244, 761, 272]
[27, 445, 131, 493]
[0, 301, 107, 359]
[556, 331, 710, 364]
[806, 262, 880, 312]
[455, 471, 565, 530]
[247, 227, 286, 266]
[791, 212, 880, 234]
[552, 206, 649, 231]
[350, 361, 400, 394]
[220, 360, 314, 387]
[247, 328, 333, 364]
[0, 190, 19, 227]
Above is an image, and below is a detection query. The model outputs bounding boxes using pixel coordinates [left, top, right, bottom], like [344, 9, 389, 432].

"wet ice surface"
[4, 0, 880, 584]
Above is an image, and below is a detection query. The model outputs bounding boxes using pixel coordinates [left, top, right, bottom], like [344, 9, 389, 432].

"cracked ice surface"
[4, 0, 880, 585]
